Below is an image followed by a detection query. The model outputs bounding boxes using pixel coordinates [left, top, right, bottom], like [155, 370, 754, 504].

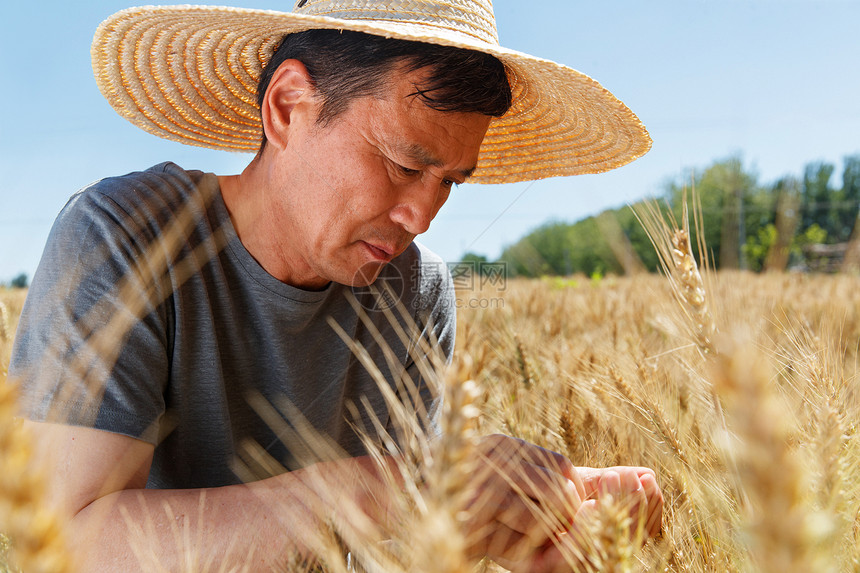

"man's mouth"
[362, 241, 397, 261]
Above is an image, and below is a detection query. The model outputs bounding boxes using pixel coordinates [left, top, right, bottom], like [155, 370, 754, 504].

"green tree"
[450, 252, 489, 278]
[761, 177, 802, 272]
[459, 252, 487, 265]
[801, 161, 836, 237]
[666, 156, 764, 270]
[499, 153, 857, 276]
[9, 273, 28, 289]
[564, 217, 622, 276]
[499, 221, 575, 277]
[613, 206, 662, 272]
[836, 154, 860, 241]
[742, 224, 778, 272]
[499, 215, 629, 278]
[498, 237, 547, 277]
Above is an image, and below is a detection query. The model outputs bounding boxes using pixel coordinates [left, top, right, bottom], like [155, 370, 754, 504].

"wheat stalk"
[711, 335, 836, 573]
[0, 379, 74, 573]
[582, 495, 636, 573]
[634, 193, 716, 356]
[671, 228, 715, 354]
[0, 300, 9, 344]
[409, 368, 481, 573]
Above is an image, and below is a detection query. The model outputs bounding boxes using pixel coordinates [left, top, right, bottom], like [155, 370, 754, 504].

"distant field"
[0, 289, 25, 374]
[2, 270, 859, 571]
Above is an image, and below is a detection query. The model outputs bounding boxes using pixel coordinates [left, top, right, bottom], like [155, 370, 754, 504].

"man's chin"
[348, 261, 386, 287]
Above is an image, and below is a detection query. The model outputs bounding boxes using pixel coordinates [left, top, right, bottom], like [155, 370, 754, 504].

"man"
[10, 0, 662, 571]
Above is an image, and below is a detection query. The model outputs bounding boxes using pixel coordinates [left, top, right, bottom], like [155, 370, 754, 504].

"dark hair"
[256, 29, 512, 150]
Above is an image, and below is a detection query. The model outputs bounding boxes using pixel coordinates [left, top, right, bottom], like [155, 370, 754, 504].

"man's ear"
[260, 59, 316, 151]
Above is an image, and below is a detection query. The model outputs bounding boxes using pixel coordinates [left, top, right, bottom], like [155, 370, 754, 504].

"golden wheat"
[3, 258, 860, 573]
[0, 301, 9, 345]
[0, 377, 73, 573]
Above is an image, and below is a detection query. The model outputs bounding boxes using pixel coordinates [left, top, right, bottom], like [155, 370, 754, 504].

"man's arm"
[28, 421, 661, 572]
[26, 420, 393, 572]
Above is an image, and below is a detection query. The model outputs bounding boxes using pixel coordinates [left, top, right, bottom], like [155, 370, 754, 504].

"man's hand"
[462, 434, 663, 573]
[577, 466, 663, 538]
[462, 434, 585, 565]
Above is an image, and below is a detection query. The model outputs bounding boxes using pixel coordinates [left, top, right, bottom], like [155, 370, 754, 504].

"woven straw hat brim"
[92, 5, 651, 184]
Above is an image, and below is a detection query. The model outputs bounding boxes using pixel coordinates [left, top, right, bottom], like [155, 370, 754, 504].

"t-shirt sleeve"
[415, 276, 455, 441]
[396, 245, 456, 442]
[9, 187, 170, 444]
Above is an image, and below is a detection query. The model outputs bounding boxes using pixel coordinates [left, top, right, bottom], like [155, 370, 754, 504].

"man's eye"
[442, 179, 457, 189]
[398, 165, 420, 176]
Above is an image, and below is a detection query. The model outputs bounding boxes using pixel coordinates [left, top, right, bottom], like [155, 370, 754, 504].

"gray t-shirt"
[10, 162, 454, 488]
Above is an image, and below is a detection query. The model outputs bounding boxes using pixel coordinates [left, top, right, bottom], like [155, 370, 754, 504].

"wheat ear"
[0, 300, 9, 344]
[711, 336, 834, 573]
[634, 192, 716, 356]
[586, 495, 636, 573]
[0, 379, 73, 573]
[671, 227, 715, 354]
[413, 368, 482, 573]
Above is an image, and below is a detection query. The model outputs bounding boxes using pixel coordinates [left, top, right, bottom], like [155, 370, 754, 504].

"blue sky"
[1, 0, 859, 282]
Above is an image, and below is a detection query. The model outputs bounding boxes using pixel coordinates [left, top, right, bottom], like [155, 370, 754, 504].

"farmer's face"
[267, 65, 492, 289]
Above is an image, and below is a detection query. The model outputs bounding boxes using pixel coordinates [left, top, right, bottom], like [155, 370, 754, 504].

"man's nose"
[388, 182, 444, 235]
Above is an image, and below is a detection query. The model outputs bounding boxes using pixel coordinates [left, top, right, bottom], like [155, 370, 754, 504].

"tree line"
[491, 154, 860, 277]
[0, 273, 28, 289]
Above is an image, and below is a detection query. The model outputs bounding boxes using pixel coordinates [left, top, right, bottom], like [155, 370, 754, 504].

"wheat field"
[2, 254, 859, 571]
[456, 267, 860, 571]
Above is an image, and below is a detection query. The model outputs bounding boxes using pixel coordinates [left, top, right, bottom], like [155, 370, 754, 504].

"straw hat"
[92, 0, 651, 184]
